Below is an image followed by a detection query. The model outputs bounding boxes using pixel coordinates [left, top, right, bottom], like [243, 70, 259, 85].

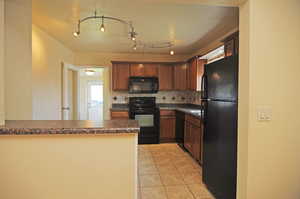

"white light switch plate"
[257, 106, 272, 121]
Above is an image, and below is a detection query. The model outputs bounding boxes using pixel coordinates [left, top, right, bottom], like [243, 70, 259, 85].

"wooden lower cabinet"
[192, 124, 202, 163]
[110, 110, 129, 120]
[184, 122, 193, 153]
[160, 110, 176, 142]
[184, 114, 203, 164]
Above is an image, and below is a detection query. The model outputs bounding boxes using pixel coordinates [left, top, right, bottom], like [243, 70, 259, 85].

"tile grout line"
[152, 149, 170, 199]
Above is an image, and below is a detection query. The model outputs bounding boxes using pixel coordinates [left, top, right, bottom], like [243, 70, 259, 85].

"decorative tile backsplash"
[111, 91, 202, 105]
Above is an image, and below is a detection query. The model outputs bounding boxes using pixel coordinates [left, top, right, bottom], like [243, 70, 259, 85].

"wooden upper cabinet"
[174, 63, 188, 90]
[130, 63, 144, 76]
[144, 64, 158, 77]
[130, 63, 158, 77]
[197, 59, 206, 91]
[158, 64, 174, 90]
[189, 58, 198, 91]
[187, 57, 207, 91]
[112, 63, 130, 91]
[223, 31, 239, 57]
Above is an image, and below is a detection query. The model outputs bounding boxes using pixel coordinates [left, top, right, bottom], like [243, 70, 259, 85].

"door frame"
[62, 62, 80, 120]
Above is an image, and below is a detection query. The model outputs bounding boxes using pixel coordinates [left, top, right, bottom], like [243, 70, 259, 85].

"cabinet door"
[225, 39, 234, 57]
[188, 58, 206, 91]
[174, 63, 188, 90]
[224, 32, 239, 57]
[158, 64, 174, 90]
[197, 59, 206, 91]
[112, 63, 130, 90]
[144, 64, 158, 77]
[189, 58, 198, 91]
[130, 63, 144, 76]
[160, 116, 176, 142]
[184, 122, 193, 153]
[192, 124, 201, 162]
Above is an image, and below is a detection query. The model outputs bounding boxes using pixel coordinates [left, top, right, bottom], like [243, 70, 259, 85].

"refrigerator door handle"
[201, 100, 207, 125]
[201, 75, 205, 98]
[201, 75, 208, 99]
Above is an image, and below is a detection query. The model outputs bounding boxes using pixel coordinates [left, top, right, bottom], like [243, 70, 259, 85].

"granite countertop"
[0, 120, 140, 135]
[111, 103, 203, 119]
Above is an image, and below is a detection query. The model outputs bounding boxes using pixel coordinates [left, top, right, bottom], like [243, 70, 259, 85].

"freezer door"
[202, 100, 237, 199]
[205, 55, 238, 101]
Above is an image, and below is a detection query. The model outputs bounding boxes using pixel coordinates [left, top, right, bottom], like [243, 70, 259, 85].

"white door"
[87, 81, 103, 121]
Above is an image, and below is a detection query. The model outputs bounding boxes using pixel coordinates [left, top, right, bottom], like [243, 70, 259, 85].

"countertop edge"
[111, 104, 203, 119]
[0, 120, 140, 136]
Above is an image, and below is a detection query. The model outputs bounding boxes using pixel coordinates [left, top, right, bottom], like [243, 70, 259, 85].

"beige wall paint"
[237, 1, 249, 199]
[238, 0, 300, 199]
[0, 134, 138, 199]
[32, 25, 74, 120]
[0, 0, 5, 125]
[5, 0, 32, 120]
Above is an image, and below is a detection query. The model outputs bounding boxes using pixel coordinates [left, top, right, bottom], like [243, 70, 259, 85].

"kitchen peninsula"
[0, 120, 139, 199]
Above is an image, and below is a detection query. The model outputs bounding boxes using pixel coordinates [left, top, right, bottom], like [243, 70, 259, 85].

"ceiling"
[32, 0, 238, 55]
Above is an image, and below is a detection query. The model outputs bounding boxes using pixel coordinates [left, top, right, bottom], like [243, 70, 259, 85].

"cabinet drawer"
[110, 111, 129, 119]
[185, 114, 201, 127]
[160, 110, 175, 116]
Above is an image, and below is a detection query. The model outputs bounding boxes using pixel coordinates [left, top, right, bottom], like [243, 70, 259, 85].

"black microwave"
[129, 77, 159, 94]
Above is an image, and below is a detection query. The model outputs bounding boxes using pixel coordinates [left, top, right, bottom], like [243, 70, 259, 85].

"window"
[200, 45, 225, 64]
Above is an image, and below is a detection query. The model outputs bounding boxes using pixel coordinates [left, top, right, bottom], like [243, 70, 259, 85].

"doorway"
[78, 68, 104, 121]
[86, 81, 103, 121]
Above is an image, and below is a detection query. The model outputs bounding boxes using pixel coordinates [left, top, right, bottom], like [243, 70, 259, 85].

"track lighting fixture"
[73, 11, 177, 52]
[73, 11, 138, 44]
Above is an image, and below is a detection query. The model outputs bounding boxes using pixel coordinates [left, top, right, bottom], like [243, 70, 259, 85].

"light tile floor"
[138, 143, 215, 199]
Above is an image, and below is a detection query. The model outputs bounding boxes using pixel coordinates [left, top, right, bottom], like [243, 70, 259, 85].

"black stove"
[129, 97, 160, 144]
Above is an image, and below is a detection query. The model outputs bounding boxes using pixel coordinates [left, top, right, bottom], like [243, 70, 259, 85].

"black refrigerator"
[201, 55, 238, 199]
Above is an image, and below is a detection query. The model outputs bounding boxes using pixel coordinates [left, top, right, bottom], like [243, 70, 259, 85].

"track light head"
[100, 16, 105, 32]
[130, 31, 136, 41]
[73, 31, 80, 37]
[100, 23, 105, 32]
[133, 44, 137, 50]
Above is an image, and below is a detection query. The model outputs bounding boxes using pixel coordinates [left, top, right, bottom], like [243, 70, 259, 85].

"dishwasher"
[175, 110, 185, 150]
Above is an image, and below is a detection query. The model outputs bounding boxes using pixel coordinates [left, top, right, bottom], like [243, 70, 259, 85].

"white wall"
[32, 25, 74, 120]
[5, 0, 32, 120]
[0, 0, 4, 125]
[238, 0, 300, 199]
